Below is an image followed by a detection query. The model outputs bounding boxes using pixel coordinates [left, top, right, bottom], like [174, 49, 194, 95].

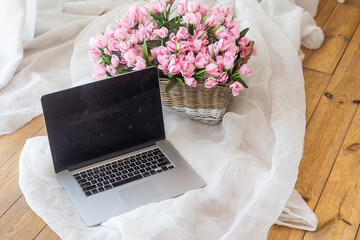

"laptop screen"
[42, 67, 165, 173]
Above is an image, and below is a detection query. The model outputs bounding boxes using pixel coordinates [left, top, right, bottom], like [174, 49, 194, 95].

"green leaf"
[188, 24, 194, 35]
[115, 64, 127, 74]
[176, 77, 183, 83]
[194, 69, 207, 75]
[146, 40, 162, 48]
[142, 40, 151, 67]
[165, 78, 179, 92]
[234, 77, 249, 88]
[240, 27, 249, 39]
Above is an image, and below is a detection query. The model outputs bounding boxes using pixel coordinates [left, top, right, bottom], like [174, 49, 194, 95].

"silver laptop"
[41, 67, 205, 227]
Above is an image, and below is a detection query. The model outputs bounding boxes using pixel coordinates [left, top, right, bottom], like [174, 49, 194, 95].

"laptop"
[41, 67, 205, 227]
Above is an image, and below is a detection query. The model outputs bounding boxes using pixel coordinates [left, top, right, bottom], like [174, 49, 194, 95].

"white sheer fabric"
[7, 0, 325, 239]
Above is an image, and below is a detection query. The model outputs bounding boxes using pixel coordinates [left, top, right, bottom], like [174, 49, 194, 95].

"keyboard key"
[80, 182, 91, 188]
[161, 166, 168, 171]
[83, 185, 96, 192]
[115, 177, 121, 181]
[97, 183, 103, 187]
[158, 161, 170, 167]
[128, 172, 134, 177]
[109, 179, 115, 183]
[94, 174, 100, 178]
[104, 180, 110, 185]
[110, 174, 116, 178]
[112, 175, 143, 188]
[85, 191, 92, 196]
[77, 179, 87, 184]
[143, 172, 150, 177]
[145, 167, 152, 171]
[168, 165, 174, 169]
[91, 180, 97, 184]
[104, 176, 110, 180]
[98, 187, 105, 192]
[91, 189, 98, 194]
[150, 170, 156, 175]
[104, 185, 112, 190]
[88, 177, 94, 181]
[75, 176, 81, 180]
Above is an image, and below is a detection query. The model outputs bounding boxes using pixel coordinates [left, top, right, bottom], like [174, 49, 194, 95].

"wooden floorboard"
[303, 0, 360, 74]
[1, 1, 359, 240]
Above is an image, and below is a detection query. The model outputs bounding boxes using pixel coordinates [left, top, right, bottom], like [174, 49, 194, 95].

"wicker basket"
[159, 41, 254, 125]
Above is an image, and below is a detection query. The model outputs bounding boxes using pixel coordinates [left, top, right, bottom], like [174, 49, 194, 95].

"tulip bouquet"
[89, 0, 256, 97]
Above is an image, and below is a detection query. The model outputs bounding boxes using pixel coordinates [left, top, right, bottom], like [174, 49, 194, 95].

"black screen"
[42, 67, 165, 173]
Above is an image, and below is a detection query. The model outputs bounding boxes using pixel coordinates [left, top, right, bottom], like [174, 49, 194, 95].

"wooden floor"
[0, 0, 359, 239]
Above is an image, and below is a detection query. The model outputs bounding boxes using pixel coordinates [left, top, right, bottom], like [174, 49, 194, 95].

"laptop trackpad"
[119, 181, 162, 207]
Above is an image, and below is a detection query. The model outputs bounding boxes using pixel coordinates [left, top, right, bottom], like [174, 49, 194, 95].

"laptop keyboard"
[72, 148, 174, 197]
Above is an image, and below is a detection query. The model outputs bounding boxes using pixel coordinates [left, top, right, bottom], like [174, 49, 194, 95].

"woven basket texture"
[159, 41, 254, 125]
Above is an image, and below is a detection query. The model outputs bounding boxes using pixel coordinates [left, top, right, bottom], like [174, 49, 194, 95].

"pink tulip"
[165, 41, 176, 52]
[111, 55, 120, 67]
[154, 27, 168, 39]
[208, 43, 219, 57]
[105, 25, 115, 40]
[145, 0, 166, 13]
[204, 13, 216, 27]
[124, 48, 137, 67]
[168, 55, 181, 75]
[178, 41, 190, 53]
[89, 35, 108, 49]
[104, 48, 110, 55]
[183, 12, 202, 26]
[114, 27, 128, 40]
[186, 51, 195, 64]
[239, 37, 250, 49]
[214, 26, 227, 38]
[176, 27, 189, 40]
[240, 47, 249, 58]
[105, 65, 116, 75]
[204, 77, 218, 88]
[108, 41, 121, 51]
[89, 49, 101, 63]
[130, 34, 139, 45]
[180, 61, 195, 77]
[252, 44, 258, 56]
[205, 63, 221, 76]
[223, 6, 232, 16]
[239, 64, 251, 76]
[188, 2, 202, 12]
[118, 41, 131, 52]
[133, 56, 146, 70]
[200, 5, 210, 15]
[191, 39, 203, 52]
[230, 81, 243, 96]
[144, 20, 157, 31]
[177, 2, 187, 15]
[222, 52, 235, 70]
[185, 76, 197, 87]
[217, 72, 229, 83]
[194, 51, 209, 69]
[92, 64, 106, 80]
